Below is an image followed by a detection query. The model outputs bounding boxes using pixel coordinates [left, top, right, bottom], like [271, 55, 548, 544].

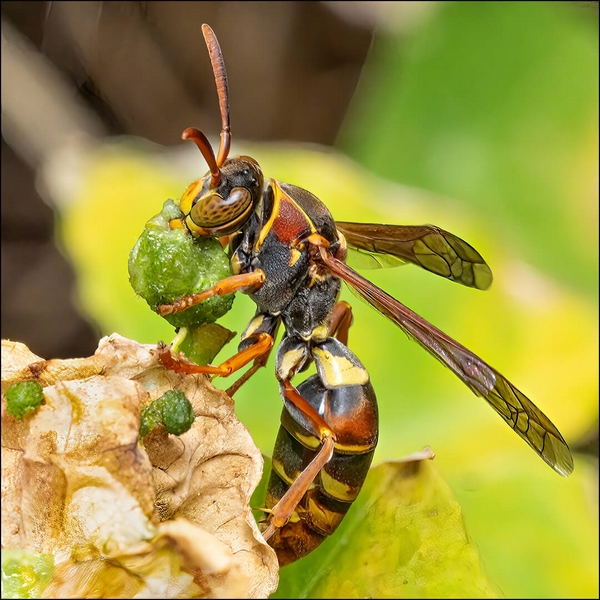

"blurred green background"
[2, 1, 598, 598]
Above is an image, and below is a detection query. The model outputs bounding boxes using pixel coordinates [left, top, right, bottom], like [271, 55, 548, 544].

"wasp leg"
[280, 380, 332, 436]
[158, 332, 274, 376]
[157, 270, 266, 316]
[225, 342, 274, 396]
[225, 314, 282, 396]
[262, 379, 336, 541]
[328, 300, 353, 346]
[262, 434, 335, 541]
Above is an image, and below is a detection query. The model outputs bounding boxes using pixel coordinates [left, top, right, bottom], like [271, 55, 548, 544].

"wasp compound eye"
[190, 187, 252, 229]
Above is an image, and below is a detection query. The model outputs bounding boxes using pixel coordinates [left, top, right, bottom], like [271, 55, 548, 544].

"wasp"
[157, 24, 574, 565]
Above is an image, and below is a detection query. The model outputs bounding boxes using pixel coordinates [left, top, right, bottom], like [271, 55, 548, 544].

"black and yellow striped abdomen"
[265, 371, 378, 565]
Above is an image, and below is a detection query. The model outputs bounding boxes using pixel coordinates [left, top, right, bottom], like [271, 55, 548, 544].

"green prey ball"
[128, 199, 234, 328]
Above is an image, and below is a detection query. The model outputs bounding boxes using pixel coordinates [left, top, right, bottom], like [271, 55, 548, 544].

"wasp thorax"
[184, 156, 263, 236]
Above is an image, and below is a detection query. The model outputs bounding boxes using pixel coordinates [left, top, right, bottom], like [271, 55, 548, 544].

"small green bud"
[158, 390, 196, 436]
[5, 381, 44, 420]
[139, 401, 163, 439]
[139, 389, 195, 439]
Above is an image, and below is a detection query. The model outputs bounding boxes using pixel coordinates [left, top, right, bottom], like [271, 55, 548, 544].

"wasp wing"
[344, 246, 408, 270]
[335, 222, 493, 290]
[320, 250, 573, 477]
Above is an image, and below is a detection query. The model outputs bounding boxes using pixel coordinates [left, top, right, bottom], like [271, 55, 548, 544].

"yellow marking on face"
[185, 214, 205, 234]
[230, 252, 242, 275]
[313, 348, 369, 387]
[169, 218, 186, 230]
[180, 179, 203, 215]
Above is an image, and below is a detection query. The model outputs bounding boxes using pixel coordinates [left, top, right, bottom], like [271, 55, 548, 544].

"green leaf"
[272, 459, 500, 598]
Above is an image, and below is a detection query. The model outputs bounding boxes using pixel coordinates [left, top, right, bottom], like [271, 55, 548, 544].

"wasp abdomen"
[266, 361, 378, 565]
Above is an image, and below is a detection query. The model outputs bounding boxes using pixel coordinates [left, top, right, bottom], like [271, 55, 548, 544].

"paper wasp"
[156, 24, 574, 565]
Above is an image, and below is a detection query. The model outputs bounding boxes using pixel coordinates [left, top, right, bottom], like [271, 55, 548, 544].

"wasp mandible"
[157, 24, 574, 565]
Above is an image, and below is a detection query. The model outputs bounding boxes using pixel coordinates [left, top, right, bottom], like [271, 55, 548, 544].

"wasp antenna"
[182, 127, 221, 187]
[201, 24, 231, 168]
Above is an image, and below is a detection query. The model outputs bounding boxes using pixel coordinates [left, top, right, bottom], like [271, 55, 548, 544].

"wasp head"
[178, 154, 263, 236]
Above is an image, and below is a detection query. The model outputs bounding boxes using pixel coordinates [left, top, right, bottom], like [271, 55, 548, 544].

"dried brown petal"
[1, 335, 278, 598]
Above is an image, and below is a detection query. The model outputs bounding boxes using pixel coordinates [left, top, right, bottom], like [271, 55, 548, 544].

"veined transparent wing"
[320, 248, 574, 477]
[336, 222, 493, 290]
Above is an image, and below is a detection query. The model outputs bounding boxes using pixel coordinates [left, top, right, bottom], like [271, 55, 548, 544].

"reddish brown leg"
[280, 380, 333, 437]
[328, 300, 353, 346]
[262, 434, 335, 541]
[158, 332, 273, 377]
[157, 270, 265, 316]
[225, 316, 282, 396]
[225, 344, 273, 397]
[262, 379, 336, 540]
